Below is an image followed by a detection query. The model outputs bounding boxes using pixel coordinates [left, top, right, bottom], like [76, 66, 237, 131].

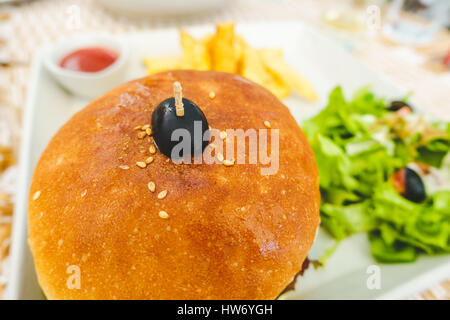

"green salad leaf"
[303, 86, 450, 263]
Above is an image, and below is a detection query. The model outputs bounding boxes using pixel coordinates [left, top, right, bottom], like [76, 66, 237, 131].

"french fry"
[233, 35, 246, 74]
[143, 57, 183, 74]
[241, 45, 290, 99]
[210, 23, 238, 73]
[142, 23, 317, 101]
[180, 30, 211, 70]
[259, 49, 318, 101]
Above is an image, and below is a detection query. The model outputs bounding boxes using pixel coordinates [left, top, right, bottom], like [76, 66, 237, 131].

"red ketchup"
[60, 47, 118, 73]
[443, 50, 450, 67]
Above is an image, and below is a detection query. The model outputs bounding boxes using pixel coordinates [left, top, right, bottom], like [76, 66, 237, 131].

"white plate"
[6, 21, 450, 300]
[96, 0, 227, 17]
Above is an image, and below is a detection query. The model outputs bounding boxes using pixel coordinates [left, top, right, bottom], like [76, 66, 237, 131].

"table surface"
[0, 0, 449, 300]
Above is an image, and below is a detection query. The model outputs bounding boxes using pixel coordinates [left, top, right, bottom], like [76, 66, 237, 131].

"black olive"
[388, 101, 413, 112]
[392, 167, 426, 203]
[151, 97, 209, 159]
[404, 168, 426, 202]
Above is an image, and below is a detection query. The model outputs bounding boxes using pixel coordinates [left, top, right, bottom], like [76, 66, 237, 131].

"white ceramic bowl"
[44, 35, 129, 99]
[96, 0, 227, 17]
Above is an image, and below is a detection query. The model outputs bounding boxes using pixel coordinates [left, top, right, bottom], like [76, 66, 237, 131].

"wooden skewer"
[173, 81, 184, 117]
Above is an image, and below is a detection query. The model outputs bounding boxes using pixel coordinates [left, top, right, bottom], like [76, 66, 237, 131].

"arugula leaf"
[321, 201, 376, 240]
[369, 232, 417, 263]
[311, 134, 358, 190]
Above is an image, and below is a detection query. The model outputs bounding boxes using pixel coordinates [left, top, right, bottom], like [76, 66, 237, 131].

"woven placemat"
[0, 0, 448, 299]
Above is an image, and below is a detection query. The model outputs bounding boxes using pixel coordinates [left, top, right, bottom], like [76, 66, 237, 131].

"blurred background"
[0, 0, 449, 299]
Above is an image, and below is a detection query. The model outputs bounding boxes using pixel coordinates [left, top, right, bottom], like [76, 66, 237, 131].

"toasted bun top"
[28, 70, 320, 300]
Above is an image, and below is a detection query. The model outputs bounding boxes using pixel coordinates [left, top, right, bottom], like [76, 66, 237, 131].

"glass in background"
[383, 0, 450, 45]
